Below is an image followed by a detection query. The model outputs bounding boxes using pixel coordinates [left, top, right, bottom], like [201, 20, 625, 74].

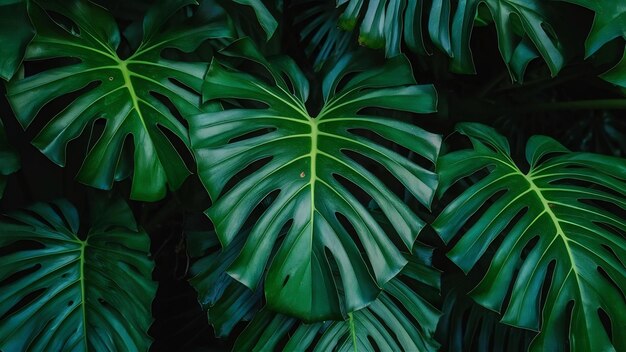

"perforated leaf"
[433, 123, 626, 351]
[190, 39, 441, 321]
[6, 0, 232, 201]
[0, 198, 156, 351]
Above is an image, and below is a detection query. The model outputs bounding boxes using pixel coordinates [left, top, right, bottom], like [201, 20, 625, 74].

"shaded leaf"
[0, 197, 156, 351]
[433, 123, 626, 351]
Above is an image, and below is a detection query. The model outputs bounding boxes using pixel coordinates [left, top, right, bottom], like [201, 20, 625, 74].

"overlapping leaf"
[333, 0, 564, 81]
[187, 229, 262, 337]
[0, 119, 20, 198]
[190, 39, 440, 321]
[0, 0, 34, 80]
[560, 0, 626, 87]
[293, 0, 356, 70]
[433, 123, 626, 351]
[432, 0, 564, 81]
[436, 273, 536, 352]
[6, 0, 233, 201]
[337, 0, 430, 56]
[233, 247, 441, 352]
[0, 198, 156, 351]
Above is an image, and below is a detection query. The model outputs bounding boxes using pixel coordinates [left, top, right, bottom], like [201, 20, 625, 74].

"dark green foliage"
[1, 0, 625, 351]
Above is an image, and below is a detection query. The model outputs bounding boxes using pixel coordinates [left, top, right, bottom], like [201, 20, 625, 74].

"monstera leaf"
[0, 198, 156, 351]
[433, 123, 626, 351]
[233, 247, 441, 352]
[187, 229, 263, 337]
[333, 0, 564, 80]
[436, 273, 536, 352]
[337, 0, 430, 56]
[560, 0, 626, 86]
[431, 0, 564, 81]
[190, 39, 440, 321]
[0, 0, 34, 80]
[6, 0, 233, 201]
[0, 119, 20, 198]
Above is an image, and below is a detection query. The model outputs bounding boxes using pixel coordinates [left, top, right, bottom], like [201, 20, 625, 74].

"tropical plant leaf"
[0, 0, 34, 80]
[293, 0, 357, 70]
[233, 246, 441, 352]
[190, 38, 440, 321]
[432, 0, 565, 81]
[337, 0, 430, 56]
[187, 229, 263, 338]
[0, 197, 156, 351]
[433, 123, 626, 351]
[559, 0, 626, 87]
[6, 0, 233, 201]
[436, 273, 536, 352]
[0, 119, 20, 198]
[333, 0, 564, 80]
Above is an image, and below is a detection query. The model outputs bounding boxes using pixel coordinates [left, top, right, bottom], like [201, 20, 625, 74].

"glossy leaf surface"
[433, 123, 626, 351]
[190, 39, 440, 321]
[233, 247, 441, 352]
[6, 0, 232, 201]
[0, 198, 156, 351]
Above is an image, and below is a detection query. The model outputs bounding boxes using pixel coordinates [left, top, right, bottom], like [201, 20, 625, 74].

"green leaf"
[190, 39, 440, 321]
[0, 197, 157, 351]
[435, 0, 564, 81]
[294, 0, 357, 70]
[233, 248, 441, 352]
[0, 118, 20, 198]
[337, 0, 430, 56]
[433, 123, 626, 351]
[0, 0, 34, 81]
[231, 0, 278, 40]
[6, 0, 233, 201]
[436, 273, 536, 352]
[559, 0, 626, 87]
[187, 229, 262, 338]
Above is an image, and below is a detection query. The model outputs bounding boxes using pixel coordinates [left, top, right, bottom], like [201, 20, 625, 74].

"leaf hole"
[0, 287, 46, 321]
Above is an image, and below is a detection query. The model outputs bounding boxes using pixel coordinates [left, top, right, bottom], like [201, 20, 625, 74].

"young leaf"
[433, 123, 626, 351]
[0, 197, 156, 351]
[190, 39, 441, 321]
[6, 0, 233, 201]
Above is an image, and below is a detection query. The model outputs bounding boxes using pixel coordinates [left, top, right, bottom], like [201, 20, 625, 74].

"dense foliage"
[1, 0, 625, 351]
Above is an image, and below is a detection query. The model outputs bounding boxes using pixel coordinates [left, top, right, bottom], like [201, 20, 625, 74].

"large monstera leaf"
[233, 247, 441, 352]
[433, 123, 626, 351]
[190, 39, 440, 321]
[560, 0, 626, 87]
[0, 198, 156, 351]
[6, 0, 233, 201]
[0, 119, 20, 198]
